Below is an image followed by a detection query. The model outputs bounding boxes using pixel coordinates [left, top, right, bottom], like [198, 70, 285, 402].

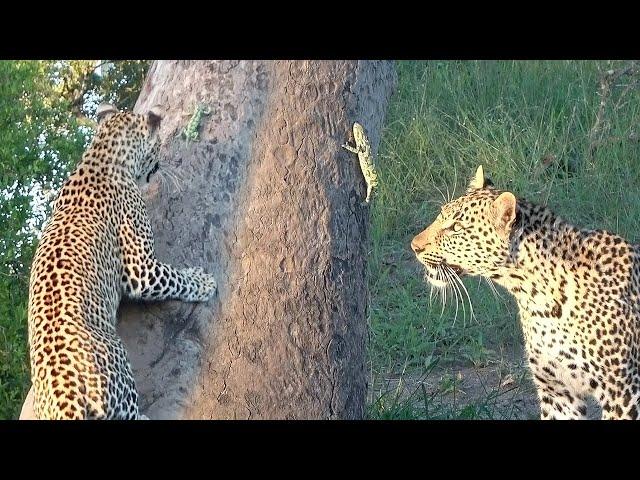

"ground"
[366, 60, 640, 419]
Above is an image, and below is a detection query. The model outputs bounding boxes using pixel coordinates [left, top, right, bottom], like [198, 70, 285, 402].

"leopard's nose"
[411, 238, 425, 254]
[412, 229, 430, 254]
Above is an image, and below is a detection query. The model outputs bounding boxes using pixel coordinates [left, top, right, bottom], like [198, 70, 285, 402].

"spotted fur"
[412, 165, 640, 420]
[27, 104, 217, 420]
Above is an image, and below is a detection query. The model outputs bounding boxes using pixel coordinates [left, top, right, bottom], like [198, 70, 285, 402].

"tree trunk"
[117, 60, 396, 419]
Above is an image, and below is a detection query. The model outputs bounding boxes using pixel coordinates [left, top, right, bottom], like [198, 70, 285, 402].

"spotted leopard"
[411, 166, 640, 420]
[27, 104, 217, 419]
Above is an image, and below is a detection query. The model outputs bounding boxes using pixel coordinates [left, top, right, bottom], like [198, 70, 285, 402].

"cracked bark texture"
[117, 60, 396, 419]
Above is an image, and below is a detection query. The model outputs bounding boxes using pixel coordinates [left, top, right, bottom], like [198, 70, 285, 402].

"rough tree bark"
[116, 60, 396, 419]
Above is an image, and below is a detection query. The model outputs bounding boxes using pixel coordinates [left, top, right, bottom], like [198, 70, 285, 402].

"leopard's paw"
[182, 267, 217, 302]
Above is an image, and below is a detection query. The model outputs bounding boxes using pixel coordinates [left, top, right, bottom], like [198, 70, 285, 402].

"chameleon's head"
[95, 103, 164, 183]
[353, 122, 365, 135]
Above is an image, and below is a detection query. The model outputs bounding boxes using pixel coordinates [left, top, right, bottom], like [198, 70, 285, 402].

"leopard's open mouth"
[419, 259, 466, 288]
[447, 263, 464, 276]
[419, 258, 465, 276]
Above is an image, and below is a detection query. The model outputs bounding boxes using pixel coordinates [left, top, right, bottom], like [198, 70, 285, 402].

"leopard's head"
[411, 166, 518, 288]
[95, 103, 163, 183]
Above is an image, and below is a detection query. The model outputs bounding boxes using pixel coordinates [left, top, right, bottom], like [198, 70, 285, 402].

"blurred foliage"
[0, 60, 149, 419]
[54, 60, 150, 119]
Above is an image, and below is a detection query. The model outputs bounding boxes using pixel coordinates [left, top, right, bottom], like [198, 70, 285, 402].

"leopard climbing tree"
[117, 60, 396, 419]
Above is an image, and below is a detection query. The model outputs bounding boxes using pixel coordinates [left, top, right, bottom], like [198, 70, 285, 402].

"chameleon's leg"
[342, 143, 360, 154]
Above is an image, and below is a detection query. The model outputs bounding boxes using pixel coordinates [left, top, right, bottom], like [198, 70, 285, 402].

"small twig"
[587, 61, 640, 165]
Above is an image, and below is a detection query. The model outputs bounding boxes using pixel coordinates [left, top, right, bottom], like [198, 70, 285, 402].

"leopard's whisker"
[443, 266, 461, 327]
[433, 184, 448, 205]
[460, 278, 473, 328]
[452, 164, 459, 201]
[446, 266, 466, 327]
[437, 266, 447, 318]
[425, 199, 445, 208]
[160, 164, 184, 193]
[452, 270, 476, 325]
[428, 277, 435, 308]
[155, 168, 168, 192]
[474, 267, 507, 307]
[455, 276, 470, 327]
[442, 267, 455, 323]
[157, 168, 172, 194]
[423, 266, 438, 309]
[484, 276, 503, 304]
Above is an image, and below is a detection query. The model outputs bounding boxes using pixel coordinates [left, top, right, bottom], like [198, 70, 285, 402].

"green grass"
[367, 60, 640, 419]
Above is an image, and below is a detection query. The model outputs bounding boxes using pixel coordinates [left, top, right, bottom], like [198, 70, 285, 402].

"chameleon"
[342, 122, 379, 204]
[182, 104, 212, 142]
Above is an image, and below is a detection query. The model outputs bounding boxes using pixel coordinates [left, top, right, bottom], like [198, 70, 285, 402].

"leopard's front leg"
[530, 363, 588, 420]
[597, 367, 640, 420]
[536, 385, 588, 420]
[119, 212, 216, 303]
[124, 260, 217, 302]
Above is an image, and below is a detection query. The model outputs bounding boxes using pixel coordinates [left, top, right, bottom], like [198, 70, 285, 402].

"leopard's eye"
[452, 222, 464, 233]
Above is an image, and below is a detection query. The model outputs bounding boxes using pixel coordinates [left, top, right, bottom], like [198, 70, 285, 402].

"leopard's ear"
[468, 165, 485, 190]
[492, 191, 517, 240]
[147, 104, 163, 133]
[96, 103, 118, 124]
